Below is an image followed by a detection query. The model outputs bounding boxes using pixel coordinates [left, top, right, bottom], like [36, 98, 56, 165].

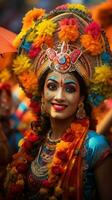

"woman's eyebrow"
[47, 76, 58, 82]
[64, 80, 77, 84]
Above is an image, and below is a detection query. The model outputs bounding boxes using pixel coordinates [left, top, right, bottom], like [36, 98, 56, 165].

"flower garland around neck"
[5, 118, 89, 199]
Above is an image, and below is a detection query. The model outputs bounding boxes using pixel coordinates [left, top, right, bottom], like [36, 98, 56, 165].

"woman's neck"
[50, 116, 75, 140]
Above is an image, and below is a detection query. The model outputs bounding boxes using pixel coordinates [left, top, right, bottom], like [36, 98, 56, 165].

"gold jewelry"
[76, 102, 86, 119]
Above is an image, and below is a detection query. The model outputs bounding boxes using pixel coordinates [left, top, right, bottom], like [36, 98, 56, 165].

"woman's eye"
[65, 85, 76, 93]
[47, 82, 57, 91]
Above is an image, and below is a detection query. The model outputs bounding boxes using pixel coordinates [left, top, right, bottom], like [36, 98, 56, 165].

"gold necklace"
[31, 130, 60, 179]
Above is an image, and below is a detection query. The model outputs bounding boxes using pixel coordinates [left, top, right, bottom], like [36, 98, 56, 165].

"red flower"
[84, 22, 101, 39]
[27, 132, 40, 142]
[51, 165, 64, 175]
[22, 140, 33, 150]
[16, 163, 28, 173]
[57, 151, 68, 162]
[62, 132, 75, 142]
[59, 18, 78, 26]
[41, 180, 51, 188]
[28, 46, 41, 58]
[56, 4, 68, 10]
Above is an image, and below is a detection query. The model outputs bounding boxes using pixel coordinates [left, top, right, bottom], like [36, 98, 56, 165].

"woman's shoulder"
[85, 130, 111, 168]
[87, 130, 110, 148]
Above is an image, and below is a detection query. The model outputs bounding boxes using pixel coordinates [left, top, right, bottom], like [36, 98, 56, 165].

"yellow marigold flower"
[26, 30, 37, 42]
[58, 26, 79, 42]
[22, 8, 45, 30]
[67, 3, 88, 13]
[13, 54, 32, 75]
[13, 30, 26, 47]
[92, 65, 112, 83]
[36, 19, 57, 37]
[18, 71, 37, 95]
[56, 141, 70, 151]
[18, 138, 24, 147]
[80, 34, 104, 55]
[34, 35, 54, 47]
[0, 69, 11, 83]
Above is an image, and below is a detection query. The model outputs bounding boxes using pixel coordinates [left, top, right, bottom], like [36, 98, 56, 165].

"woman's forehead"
[46, 71, 78, 82]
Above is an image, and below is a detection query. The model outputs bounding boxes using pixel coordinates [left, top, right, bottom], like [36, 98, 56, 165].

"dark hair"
[70, 71, 92, 118]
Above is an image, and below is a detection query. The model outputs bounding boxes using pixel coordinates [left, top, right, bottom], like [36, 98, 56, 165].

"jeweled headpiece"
[12, 4, 112, 106]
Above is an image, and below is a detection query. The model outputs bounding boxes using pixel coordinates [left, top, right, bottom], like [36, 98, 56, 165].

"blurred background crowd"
[0, 0, 106, 33]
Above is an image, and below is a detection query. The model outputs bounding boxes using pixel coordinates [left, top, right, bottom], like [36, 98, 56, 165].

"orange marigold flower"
[33, 35, 54, 48]
[18, 71, 37, 95]
[58, 26, 79, 42]
[56, 141, 70, 151]
[80, 34, 104, 55]
[22, 8, 45, 30]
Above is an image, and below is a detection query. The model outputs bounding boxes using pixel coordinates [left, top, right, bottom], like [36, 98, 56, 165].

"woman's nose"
[55, 88, 65, 102]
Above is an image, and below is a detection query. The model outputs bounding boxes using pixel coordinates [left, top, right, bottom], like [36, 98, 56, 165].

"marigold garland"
[22, 8, 45, 30]
[90, 65, 112, 97]
[36, 19, 57, 37]
[13, 54, 32, 74]
[67, 3, 89, 13]
[13, 30, 27, 47]
[91, 65, 112, 83]
[18, 71, 37, 95]
[33, 35, 54, 48]
[84, 21, 101, 39]
[58, 18, 79, 42]
[80, 34, 104, 55]
[0, 69, 11, 82]
[26, 30, 38, 42]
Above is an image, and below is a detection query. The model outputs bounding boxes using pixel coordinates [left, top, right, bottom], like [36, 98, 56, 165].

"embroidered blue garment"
[83, 131, 111, 200]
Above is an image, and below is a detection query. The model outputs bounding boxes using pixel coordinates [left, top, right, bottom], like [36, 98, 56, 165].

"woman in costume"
[5, 3, 112, 200]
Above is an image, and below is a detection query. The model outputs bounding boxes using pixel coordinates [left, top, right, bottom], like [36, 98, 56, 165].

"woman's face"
[43, 71, 81, 120]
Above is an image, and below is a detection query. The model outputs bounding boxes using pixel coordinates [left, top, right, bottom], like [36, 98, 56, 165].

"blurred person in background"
[0, 83, 24, 154]
[0, 128, 10, 200]
[0, 27, 23, 155]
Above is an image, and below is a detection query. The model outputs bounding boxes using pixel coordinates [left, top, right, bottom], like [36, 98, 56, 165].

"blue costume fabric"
[83, 131, 111, 199]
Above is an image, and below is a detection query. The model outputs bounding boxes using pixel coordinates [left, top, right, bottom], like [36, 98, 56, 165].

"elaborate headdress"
[12, 4, 112, 107]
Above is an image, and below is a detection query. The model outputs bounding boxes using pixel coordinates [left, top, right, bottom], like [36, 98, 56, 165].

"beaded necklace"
[31, 131, 60, 180]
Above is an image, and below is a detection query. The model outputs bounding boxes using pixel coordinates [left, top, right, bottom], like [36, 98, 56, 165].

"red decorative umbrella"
[0, 26, 17, 54]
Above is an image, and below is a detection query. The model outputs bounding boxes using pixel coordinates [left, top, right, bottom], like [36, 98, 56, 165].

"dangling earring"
[76, 102, 86, 119]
